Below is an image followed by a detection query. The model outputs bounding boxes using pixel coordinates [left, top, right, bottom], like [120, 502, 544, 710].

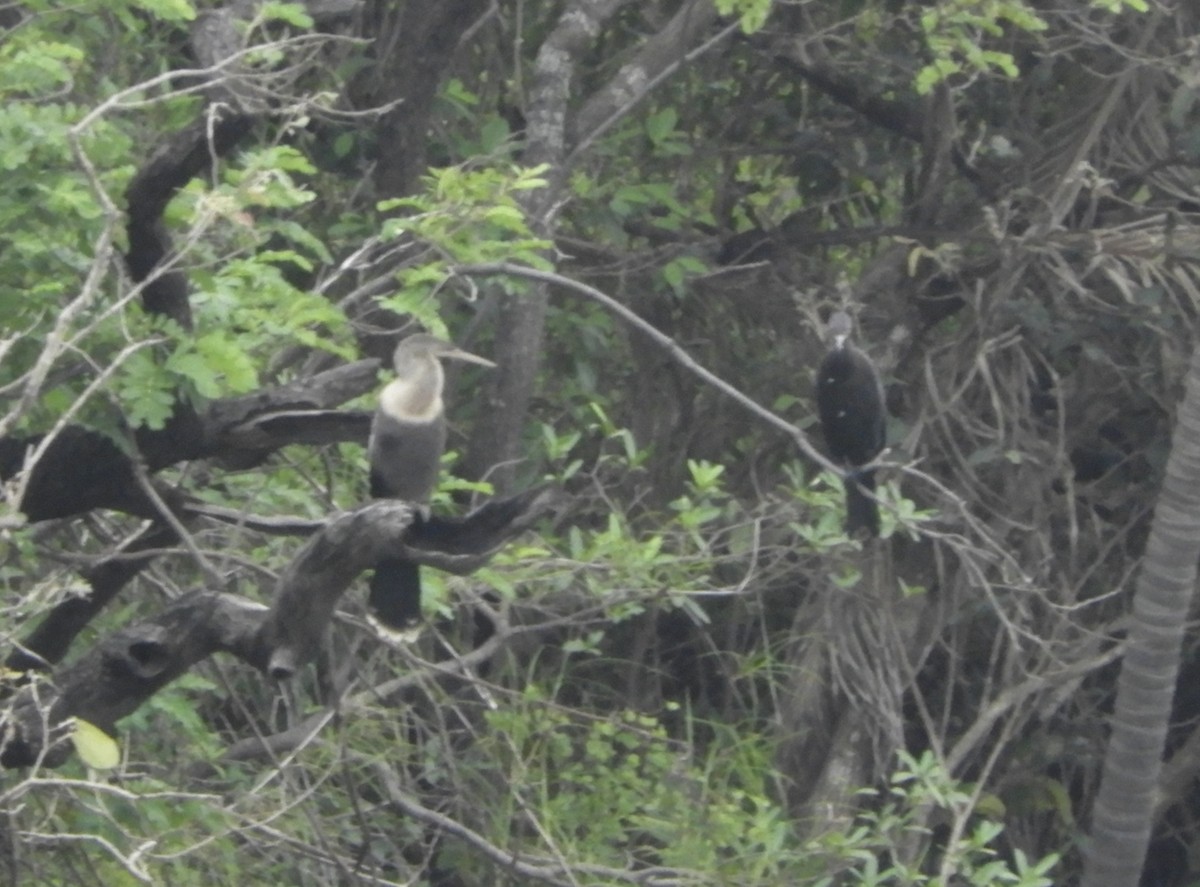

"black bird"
[816, 311, 886, 536]
[368, 333, 495, 636]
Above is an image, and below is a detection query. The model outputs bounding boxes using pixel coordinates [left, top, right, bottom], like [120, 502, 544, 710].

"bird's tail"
[843, 470, 880, 537]
[368, 559, 423, 638]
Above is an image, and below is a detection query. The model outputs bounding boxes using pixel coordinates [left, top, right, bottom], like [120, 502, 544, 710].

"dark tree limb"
[184, 501, 330, 536]
[205, 358, 381, 428]
[6, 523, 181, 671]
[1, 359, 381, 523]
[362, 0, 491, 197]
[211, 408, 374, 454]
[0, 591, 268, 769]
[0, 486, 558, 768]
[124, 110, 254, 331]
[1, 428, 156, 522]
[201, 357, 380, 465]
[262, 485, 558, 679]
[122, 108, 255, 493]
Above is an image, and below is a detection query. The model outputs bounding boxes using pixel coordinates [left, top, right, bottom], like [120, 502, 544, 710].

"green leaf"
[332, 131, 356, 158]
[484, 204, 528, 232]
[261, 1, 314, 27]
[479, 116, 511, 153]
[166, 350, 221, 398]
[117, 349, 177, 431]
[72, 718, 120, 770]
[645, 107, 678, 144]
[713, 0, 772, 32]
[195, 332, 259, 393]
[131, 0, 196, 22]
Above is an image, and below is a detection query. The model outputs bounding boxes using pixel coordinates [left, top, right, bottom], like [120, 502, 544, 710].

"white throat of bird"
[379, 361, 444, 422]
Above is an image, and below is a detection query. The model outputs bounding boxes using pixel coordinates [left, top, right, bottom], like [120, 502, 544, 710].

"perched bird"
[816, 311, 886, 536]
[368, 333, 496, 635]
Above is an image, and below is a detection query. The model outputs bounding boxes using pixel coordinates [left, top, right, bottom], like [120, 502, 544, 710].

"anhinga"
[816, 311, 886, 536]
[368, 333, 495, 635]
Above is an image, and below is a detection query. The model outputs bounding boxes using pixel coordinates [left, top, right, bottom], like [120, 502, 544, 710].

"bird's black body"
[367, 334, 494, 637]
[816, 313, 886, 536]
[369, 413, 446, 503]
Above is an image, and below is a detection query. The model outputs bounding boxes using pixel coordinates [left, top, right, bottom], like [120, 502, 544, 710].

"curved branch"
[366, 758, 691, 886]
[1, 359, 382, 523]
[454, 262, 839, 475]
[0, 487, 558, 768]
[124, 109, 253, 331]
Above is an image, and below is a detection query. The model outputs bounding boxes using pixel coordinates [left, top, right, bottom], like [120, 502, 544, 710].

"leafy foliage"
[915, 0, 1048, 94]
[3, 0, 1193, 882]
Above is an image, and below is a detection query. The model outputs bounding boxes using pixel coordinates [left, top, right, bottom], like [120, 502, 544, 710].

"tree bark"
[0, 487, 557, 768]
[0, 364, 379, 523]
[463, 0, 628, 492]
[363, 0, 490, 198]
[1081, 346, 1200, 887]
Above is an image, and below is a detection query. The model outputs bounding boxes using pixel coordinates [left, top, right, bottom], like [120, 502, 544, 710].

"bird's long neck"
[379, 359, 444, 422]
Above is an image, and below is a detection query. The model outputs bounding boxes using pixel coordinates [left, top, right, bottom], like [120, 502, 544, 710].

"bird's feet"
[366, 612, 423, 646]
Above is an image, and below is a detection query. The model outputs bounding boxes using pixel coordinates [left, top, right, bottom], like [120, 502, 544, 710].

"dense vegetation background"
[1, 0, 1198, 884]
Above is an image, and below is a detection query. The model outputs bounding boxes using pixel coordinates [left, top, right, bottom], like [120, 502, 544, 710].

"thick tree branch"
[124, 110, 254, 331]
[7, 523, 182, 671]
[0, 487, 557, 768]
[569, 0, 730, 163]
[365, 0, 491, 197]
[1, 359, 382, 523]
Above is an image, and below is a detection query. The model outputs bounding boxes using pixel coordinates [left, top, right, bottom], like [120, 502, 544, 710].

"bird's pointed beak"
[441, 348, 497, 368]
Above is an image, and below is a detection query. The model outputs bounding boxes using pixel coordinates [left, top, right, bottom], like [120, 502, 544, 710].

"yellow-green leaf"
[72, 718, 120, 770]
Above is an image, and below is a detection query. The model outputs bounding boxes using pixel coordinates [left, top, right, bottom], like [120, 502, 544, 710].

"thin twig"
[453, 262, 839, 476]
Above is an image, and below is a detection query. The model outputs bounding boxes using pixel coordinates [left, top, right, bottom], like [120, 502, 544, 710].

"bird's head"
[392, 333, 497, 376]
[826, 311, 853, 349]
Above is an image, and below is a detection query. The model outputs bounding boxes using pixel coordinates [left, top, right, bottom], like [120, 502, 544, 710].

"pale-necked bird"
[368, 333, 495, 635]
